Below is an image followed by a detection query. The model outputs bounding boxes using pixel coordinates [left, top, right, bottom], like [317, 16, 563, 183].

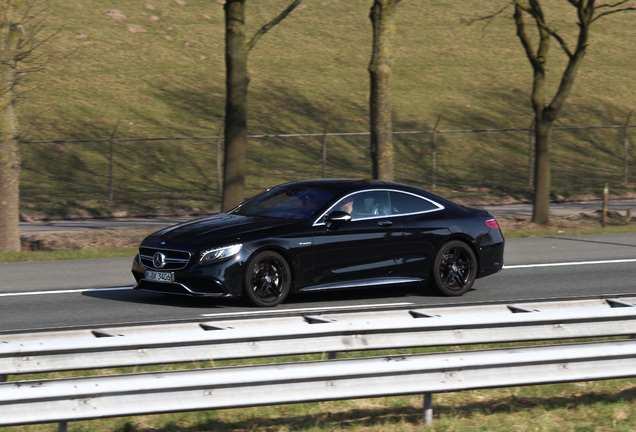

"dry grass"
[16, 209, 634, 254]
[16, 0, 636, 211]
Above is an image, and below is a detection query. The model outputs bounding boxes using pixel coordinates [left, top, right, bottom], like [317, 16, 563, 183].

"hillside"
[16, 0, 636, 216]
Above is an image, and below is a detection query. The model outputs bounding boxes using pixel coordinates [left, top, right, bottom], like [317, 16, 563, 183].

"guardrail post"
[423, 393, 433, 425]
[0, 374, 6, 382]
[58, 421, 68, 432]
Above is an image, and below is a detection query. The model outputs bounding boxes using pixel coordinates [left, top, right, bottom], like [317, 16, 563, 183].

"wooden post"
[108, 122, 119, 201]
[322, 129, 328, 178]
[431, 115, 441, 191]
[624, 111, 632, 184]
[602, 183, 609, 227]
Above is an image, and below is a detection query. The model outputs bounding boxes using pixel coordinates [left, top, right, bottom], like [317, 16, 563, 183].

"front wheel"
[432, 240, 477, 296]
[243, 250, 291, 307]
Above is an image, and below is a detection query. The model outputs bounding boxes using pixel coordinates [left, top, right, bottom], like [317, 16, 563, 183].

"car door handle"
[377, 220, 393, 227]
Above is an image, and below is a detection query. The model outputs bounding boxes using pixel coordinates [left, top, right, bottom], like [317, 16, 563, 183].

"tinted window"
[232, 185, 336, 220]
[389, 191, 441, 215]
[350, 191, 390, 220]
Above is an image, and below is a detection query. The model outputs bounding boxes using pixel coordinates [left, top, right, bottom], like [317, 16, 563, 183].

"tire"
[432, 240, 477, 296]
[243, 250, 291, 307]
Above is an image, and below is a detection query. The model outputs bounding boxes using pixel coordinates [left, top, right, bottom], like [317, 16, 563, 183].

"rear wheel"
[432, 240, 476, 296]
[243, 251, 291, 307]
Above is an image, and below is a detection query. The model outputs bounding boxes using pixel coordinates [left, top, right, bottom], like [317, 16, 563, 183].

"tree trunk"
[532, 118, 551, 225]
[222, 0, 248, 212]
[0, 0, 21, 252]
[369, 0, 399, 181]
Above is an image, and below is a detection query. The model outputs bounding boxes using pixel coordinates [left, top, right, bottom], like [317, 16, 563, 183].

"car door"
[388, 190, 448, 279]
[310, 190, 403, 287]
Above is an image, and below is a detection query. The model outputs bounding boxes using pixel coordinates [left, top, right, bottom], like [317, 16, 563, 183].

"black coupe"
[132, 180, 504, 307]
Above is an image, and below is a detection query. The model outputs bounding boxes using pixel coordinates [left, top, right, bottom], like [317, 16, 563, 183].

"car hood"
[141, 213, 298, 248]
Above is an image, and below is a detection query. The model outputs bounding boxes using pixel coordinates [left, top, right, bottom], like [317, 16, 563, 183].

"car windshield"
[230, 185, 337, 220]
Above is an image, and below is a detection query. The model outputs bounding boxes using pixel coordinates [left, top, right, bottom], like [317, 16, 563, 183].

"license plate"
[145, 270, 174, 283]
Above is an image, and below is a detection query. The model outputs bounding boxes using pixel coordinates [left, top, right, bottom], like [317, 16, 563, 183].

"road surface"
[1, 233, 635, 333]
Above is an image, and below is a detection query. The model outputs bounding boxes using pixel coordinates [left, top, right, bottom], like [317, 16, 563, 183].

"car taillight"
[485, 219, 500, 230]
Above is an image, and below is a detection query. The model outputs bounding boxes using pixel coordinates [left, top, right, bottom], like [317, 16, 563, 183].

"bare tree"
[369, 0, 400, 181]
[0, 0, 22, 252]
[512, 0, 636, 225]
[0, 1, 57, 252]
[222, 0, 302, 212]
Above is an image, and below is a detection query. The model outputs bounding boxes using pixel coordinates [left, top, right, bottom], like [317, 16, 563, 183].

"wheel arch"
[439, 234, 481, 271]
[245, 244, 297, 291]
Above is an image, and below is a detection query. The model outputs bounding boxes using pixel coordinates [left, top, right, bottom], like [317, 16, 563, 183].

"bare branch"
[595, 0, 632, 9]
[464, 4, 510, 26]
[14, 0, 60, 89]
[514, 3, 536, 63]
[593, 6, 636, 22]
[519, 0, 575, 58]
[248, 0, 302, 52]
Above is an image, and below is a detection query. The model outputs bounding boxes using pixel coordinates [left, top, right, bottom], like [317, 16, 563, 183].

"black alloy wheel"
[432, 240, 477, 296]
[244, 250, 291, 307]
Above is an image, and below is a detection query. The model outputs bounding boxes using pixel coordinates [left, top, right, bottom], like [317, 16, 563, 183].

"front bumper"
[131, 253, 245, 297]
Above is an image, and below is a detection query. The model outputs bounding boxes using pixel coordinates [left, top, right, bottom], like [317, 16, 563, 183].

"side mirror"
[325, 211, 351, 229]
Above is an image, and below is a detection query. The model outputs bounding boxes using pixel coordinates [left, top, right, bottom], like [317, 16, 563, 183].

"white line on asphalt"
[0, 286, 133, 297]
[505, 258, 636, 269]
[2, 258, 635, 297]
[199, 303, 415, 318]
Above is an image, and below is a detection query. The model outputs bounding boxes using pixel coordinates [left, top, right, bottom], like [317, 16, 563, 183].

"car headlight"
[199, 244, 243, 265]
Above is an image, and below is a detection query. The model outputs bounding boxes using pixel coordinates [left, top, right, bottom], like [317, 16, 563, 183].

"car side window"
[330, 191, 391, 221]
[389, 191, 441, 216]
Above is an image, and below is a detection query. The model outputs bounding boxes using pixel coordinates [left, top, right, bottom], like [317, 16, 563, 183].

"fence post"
[216, 120, 225, 201]
[108, 122, 120, 201]
[625, 111, 632, 184]
[602, 183, 609, 227]
[322, 129, 328, 178]
[431, 115, 441, 191]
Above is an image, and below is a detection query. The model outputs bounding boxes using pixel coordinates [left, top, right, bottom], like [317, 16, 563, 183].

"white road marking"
[0, 286, 133, 297]
[504, 258, 636, 269]
[3, 257, 636, 298]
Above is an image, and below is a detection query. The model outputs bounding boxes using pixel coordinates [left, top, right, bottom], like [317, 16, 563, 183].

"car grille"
[139, 247, 191, 270]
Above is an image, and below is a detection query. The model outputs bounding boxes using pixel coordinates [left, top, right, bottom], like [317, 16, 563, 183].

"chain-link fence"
[20, 123, 634, 206]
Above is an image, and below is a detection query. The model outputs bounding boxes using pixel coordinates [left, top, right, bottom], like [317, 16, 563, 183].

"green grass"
[5, 2, 636, 430]
[0, 247, 138, 263]
[15, 0, 636, 218]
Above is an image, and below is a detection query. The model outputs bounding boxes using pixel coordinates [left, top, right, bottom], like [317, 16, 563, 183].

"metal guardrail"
[1, 297, 636, 429]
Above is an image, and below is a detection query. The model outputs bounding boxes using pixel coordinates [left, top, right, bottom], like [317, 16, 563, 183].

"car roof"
[279, 179, 394, 193]
[283, 179, 465, 212]
[278, 179, 447, 200]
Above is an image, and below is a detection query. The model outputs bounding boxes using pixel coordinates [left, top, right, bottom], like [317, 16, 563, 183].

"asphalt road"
[1, 233, 635, 333]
